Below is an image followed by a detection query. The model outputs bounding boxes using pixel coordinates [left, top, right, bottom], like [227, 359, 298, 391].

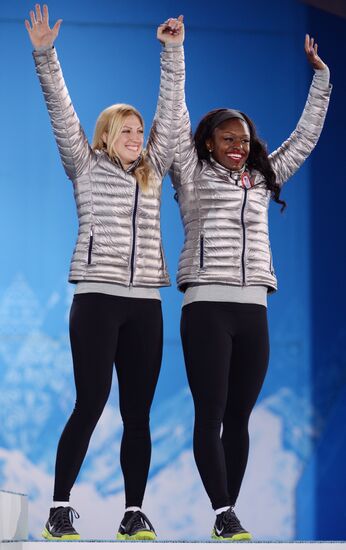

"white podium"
[0, 489, 28, 543]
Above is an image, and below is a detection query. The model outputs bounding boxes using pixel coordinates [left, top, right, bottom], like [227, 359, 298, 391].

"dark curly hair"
[194, 108, 286, 212]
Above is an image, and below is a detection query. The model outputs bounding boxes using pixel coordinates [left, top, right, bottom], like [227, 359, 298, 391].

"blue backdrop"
[0, 0, 344, 541]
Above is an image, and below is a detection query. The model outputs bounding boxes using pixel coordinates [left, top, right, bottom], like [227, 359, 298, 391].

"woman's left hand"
[157, 15, 184, 45]
[305, 34, 326, 70]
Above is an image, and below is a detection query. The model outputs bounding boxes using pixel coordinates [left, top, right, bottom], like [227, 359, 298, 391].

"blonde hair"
[92, 103, 159, 195]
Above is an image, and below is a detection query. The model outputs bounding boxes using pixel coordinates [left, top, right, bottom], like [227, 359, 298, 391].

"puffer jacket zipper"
[241, 188, 248, 285]
[130, 183, 139, 285]
[87, 227, 93, 265]
[200, 234, 204, 269]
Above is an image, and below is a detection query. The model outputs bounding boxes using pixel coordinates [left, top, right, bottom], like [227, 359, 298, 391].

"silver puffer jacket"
[170, 69, 331, 292]
[33, 44, 184, 287]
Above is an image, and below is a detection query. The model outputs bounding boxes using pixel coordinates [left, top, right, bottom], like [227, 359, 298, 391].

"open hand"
[305, 34, 326, 70]
[157, 16, 184, 46]
[25, 4, 62, 50]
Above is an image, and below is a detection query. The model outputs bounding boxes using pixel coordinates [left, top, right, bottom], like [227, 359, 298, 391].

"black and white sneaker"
[212, 507, 251, 541]
[116, 510, 156, 540]
[42, 506, 81, 540]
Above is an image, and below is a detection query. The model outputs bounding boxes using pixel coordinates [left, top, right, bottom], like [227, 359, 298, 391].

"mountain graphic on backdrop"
[0, 274, 311, 539]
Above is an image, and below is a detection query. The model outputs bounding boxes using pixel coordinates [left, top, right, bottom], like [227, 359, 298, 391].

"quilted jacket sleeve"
[269, 67, 332, 186]
[146, 44, 186, 180]
[33, 47, 91, 181]
[169, 98, 199, 190]
[168, 49, 199, 191]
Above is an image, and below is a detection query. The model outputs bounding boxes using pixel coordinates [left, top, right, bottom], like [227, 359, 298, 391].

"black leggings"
[181, 301, 269, 510]
[53, 293, 163, 507]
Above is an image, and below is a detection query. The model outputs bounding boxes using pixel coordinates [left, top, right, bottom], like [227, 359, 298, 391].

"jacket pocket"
[87, 227, 94, 265]
[160, 243, 167, 273]
[200, 234, 204, 269]
[269, 245, 274, 275]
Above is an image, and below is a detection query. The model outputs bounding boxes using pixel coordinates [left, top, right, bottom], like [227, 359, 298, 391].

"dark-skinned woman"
[169, 35, 331, 540]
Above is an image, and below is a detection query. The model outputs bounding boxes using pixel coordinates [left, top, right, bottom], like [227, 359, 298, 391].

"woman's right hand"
[305, 34, 326, 70]
[157, 16, 184, 46]
[25, 4, 62, 50]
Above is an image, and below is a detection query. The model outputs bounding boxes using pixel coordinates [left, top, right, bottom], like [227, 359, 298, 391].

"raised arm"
[168, 92, 199, 190]
[269, 34, 332, 186]
[166, 26, 198, 190]
[145, 16, 187, 180]
[25, 4, 91, 181]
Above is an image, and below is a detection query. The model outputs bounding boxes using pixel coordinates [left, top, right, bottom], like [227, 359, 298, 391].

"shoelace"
[51, 506, 80, 532]
[222, 507, 243, 531]
[125, 511, 156, 534]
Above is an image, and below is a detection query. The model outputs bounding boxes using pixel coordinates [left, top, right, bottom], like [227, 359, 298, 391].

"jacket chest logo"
[236, 172, 255, 189]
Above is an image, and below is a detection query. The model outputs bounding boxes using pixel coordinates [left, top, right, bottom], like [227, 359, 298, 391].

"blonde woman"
[25, 4, 184, 541]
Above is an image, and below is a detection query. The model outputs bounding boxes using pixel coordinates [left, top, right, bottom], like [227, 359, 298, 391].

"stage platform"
[1, 541, 346, 549]
[1, 491, 345, 548]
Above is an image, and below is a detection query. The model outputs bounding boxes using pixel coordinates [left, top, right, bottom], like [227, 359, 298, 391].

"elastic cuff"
[163, 43, 183, 51]
[313, 64, 330, 84]
[34, 45, 54, 53]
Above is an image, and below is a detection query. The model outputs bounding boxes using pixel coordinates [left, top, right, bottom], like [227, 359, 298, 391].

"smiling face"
[206, 118, 250, 171]
[111, 114, 144, 168]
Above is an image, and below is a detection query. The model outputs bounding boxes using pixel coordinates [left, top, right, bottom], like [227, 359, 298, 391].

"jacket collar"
[209, 157, 265, 188]
[112, 153, 143, 173]
[96, 148, 143, 173]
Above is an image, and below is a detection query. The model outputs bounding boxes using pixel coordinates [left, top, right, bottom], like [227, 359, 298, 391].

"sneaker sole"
[42, 528, 81, 541]
[116, 531, 156, 541]
[212, 529, 252, 541]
